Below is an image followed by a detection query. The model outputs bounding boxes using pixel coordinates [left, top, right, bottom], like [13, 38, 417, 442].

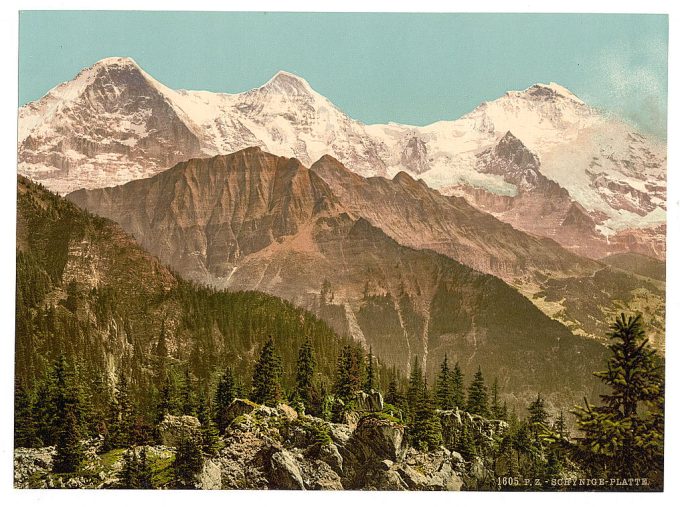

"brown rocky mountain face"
[450, 131, 660, 260]
[68, 147, 616, 408]
[310, 153, 598, 283]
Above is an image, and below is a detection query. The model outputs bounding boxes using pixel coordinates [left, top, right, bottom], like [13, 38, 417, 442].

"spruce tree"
[406, 357, 424, 423]
[364, 346, 375, 392]
[385, 370, 401, 408]
[466, 366, 489, 417]
[436, 354, 454, 410]
[214, 367, 236, 433]
[554, 411, 569, 440]
[138, 446, 154, 489]
[14, 382, 39, 448]
[528, 393, 549, 436]
[294, 339, 316, 410]
[118, 448, 141, 488]
[333, 345, 364, 401]
[251, 338, 283, 405]
[53, 407, 84, 474]
[197, 389, 220, 456]
[451, 361, 465, 409]
[573, 314, 664, 479]
[52, 355, 85, 474]
[410, 382, 443, 451]
[106, 373, 134, 450]
[172, 433, 204, 489]
[180, 367, 196, 416]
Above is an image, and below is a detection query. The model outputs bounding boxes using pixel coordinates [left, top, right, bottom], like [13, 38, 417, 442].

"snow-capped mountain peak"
[260, 70, 317, 97]
[18, 59, 666, 260]
[523, 82, 585, 104]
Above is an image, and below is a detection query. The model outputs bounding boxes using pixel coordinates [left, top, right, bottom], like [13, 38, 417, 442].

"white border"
[1, 2, 677, 507]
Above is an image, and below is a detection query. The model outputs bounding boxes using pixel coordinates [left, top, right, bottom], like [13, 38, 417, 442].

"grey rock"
[197, 459, 222, 490]
[318, 442, 343, 473]
[157, 414, 201, 447]
[270, 449, 305, 490]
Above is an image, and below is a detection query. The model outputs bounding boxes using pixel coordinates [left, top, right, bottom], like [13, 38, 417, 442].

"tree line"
[15, 313, 663, 490]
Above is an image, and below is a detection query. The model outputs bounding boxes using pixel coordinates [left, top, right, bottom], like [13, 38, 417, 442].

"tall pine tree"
[294, 339, 316, 410]
[251, 338, 283, 405]
[466, 366, 489, 417]
[52, 355, 85, 474]
[451, 361, 465, 409]
[573, 314, 664, 480]
[436, 354, 454, 410]
[214, 367, 236, 433]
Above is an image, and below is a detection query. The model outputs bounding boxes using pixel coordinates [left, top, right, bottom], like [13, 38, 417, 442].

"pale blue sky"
[19, 12, 668, 137]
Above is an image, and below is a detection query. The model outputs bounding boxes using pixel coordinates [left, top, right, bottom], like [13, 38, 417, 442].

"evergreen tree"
[14, 382, 39, 448]
[172, 433, 204, 489]
[364, 346, 375, 392]
[436, 354, 454, 410]
[406, 357, 424, 423]
[573, 314, 664, 479]
[138, 446, 154, 489]
[197, 390, 220, 456]
[118, 448, 141, 488]
[458, 422, 477, 460]
[385, 370, 401, 407]
[214, 367, 236, 433]
[410, 382, 443, 451]
[466, 366, 489, 417]
[53, 406, 84, 474]
[554, 411, 569, 440]
[251, 338, 283, 405]
[180, 367, 196, 416]
[33, 376, 57, 447]
[490, 378, 505, 420]
[333, 345, 364, 401]
[52, 355, 85, 474]
[528, 393, 549, 436]
[154, 374, 174, 425]
[105, 373, 134, 450]
[451, 361, 465, 409]
[294, 339, 316, 410]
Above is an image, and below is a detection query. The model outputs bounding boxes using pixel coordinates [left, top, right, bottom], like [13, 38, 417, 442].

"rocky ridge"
[15, 399, 507, 490]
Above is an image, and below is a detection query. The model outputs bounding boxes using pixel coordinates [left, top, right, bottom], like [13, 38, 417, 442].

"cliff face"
[67, 150, 613, 406]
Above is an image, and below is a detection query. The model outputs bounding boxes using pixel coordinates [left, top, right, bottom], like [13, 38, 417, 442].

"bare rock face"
[196, 459, 223, 490]
[67, 149, 616, 407]
[439, 409, 509, 451]
[158, 414, 201, 447]
[351, 415, 404, 462]
[352, 390, 384, 412]
[450, 131, 661, 260]
[270, 449, 306, 490]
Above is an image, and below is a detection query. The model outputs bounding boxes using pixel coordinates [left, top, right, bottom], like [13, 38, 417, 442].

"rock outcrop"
[15, 401, 488, 490]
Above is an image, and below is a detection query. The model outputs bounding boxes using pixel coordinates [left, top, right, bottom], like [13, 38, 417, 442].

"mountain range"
[18, 57, 666, 260]
[67, 147, 665, 355]
[16, 56, 667, 409]
[20, 172, 608, 412]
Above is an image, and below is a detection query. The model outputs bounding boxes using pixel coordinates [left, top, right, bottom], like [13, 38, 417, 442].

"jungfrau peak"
[18, 57, 666, 260]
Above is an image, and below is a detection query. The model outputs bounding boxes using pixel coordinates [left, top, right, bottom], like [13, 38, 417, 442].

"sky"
[18, 11, 668, 138]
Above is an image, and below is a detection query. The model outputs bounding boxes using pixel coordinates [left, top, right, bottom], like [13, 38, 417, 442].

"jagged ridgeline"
[16, 176, 391, 412]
